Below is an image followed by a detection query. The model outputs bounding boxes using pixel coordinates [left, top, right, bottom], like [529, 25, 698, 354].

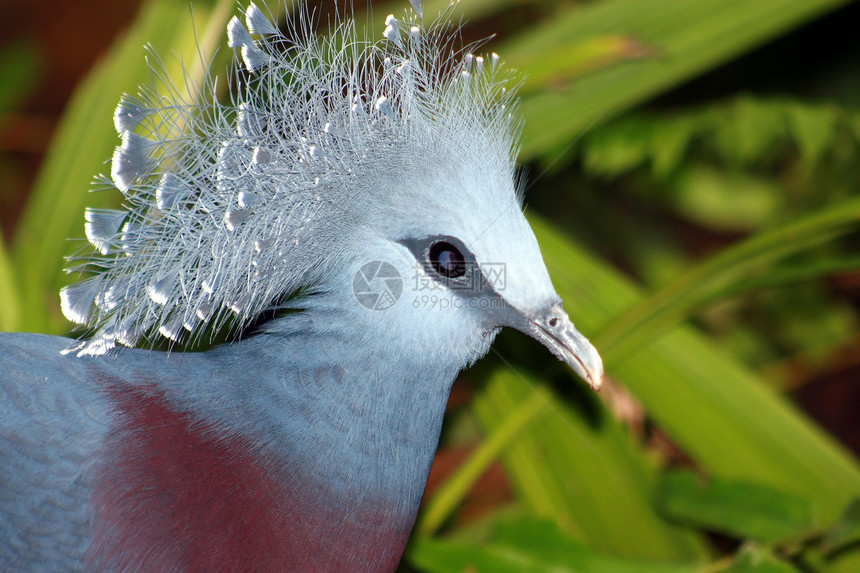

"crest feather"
[64, 0, 520, 354]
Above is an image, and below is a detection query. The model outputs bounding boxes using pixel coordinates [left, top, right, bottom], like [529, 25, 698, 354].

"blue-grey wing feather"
[1, 333, 110, 572]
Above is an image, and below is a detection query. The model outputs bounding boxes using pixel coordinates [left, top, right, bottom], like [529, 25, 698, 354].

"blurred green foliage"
[1, 0, 859, 571]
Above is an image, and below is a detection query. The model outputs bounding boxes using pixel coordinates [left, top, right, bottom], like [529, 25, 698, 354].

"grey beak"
[513, 302, 604, 391]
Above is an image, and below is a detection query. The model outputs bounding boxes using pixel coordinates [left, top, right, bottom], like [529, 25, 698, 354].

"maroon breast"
[87, 384, 412, 572]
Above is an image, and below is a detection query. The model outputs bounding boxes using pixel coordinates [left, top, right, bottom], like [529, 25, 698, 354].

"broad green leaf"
[581, 118, 652, 176]
[655, 471, 814, 543]
[713, 97, 787, 168]
[595, 195, 860, 363]
[670, 166, 782, 232]
[492, 519, 698, 573]
[708, 256, 860, 303]
[0, 231, 21, 331]
[648, 115, 697, 178]
[10, 0, 233, 335]
[514, 34, 655, 94]
[785, 102, 839, 173]
[410, 519, 700, 573]
[416, 388, 547, 535]
[471, 365, 708, 560]
[500, 0, 854, 162]
[823, 499, 860, 556]
[526, 214, 860, 538]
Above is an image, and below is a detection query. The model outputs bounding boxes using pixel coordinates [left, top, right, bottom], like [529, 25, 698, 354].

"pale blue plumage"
[2, 295, 467, 569]
[62, 1, 522, 355]
[1, 2, 603, 570]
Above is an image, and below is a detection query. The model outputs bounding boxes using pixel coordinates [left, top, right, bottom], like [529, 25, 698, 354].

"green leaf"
[595, 195, 860, 363]
[719, 546, 802, 573]
[708, 256, 860, 302]
[823, 499, 860, 556]
[470, 363, 707, 561]
[670, 165, 782, 232]
[10, 0, 235, 335]
[785, 102, 839, 173]
[577, 96, 856, 184]
[410, 519, 700, 573]
[504, 0, 854, 161]
[514, 34, 657, 93]
[527, 214, 860, 534]
[416, 388, 547, 535]
[713, 97, 787, 167]
[655, 471, 814, 543]
[649, 115, 698, 178]
[0, 230, 21, 332]
[581, 118, 653, 176]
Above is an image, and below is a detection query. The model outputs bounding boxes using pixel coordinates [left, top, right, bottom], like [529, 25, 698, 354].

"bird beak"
[511, 302, 604, 391]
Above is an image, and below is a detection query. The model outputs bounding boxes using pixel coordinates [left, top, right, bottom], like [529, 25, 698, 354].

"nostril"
[549, 317, 559, 327]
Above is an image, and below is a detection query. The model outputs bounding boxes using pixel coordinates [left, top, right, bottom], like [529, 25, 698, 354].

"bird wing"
[0, 333, 110, 571]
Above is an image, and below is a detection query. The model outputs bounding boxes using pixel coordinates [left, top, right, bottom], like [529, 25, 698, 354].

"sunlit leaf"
[410, 519, 700, 573]
[470, 363, 707, 560]
[10, 0, 233, 335]
[670, 166, 782, 232]
[505, 0, 854, 161]
[0, 231, 21, 331]
[655, 471, 814, 543]
[530, 215, 860, 530]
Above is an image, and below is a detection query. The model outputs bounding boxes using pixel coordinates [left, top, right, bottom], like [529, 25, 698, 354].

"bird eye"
[428, 241, 467, 279]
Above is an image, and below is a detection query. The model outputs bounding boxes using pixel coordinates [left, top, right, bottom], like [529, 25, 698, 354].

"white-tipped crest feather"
[245, 2, 278, 36]
[64, 0, 520, 354]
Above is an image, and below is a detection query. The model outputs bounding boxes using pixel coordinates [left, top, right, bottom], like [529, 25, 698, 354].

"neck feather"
[89, 308, 466, 570]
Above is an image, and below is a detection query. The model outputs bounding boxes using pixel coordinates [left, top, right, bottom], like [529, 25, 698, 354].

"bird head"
[336, 107, 603, 389]
[59, 1, 602, 389]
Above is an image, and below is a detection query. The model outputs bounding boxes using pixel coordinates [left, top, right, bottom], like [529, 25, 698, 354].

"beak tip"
[511, 301, 605, 392]
[572, 335, 604, 393]
[579, 356, 604, 392]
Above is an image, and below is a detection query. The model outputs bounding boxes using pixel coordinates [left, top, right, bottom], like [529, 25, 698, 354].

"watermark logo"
[353, 261, 403, 310]
[482, 262, 507, 291]
[354, 260, 508, 311]
[412, 262, 506, 292]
